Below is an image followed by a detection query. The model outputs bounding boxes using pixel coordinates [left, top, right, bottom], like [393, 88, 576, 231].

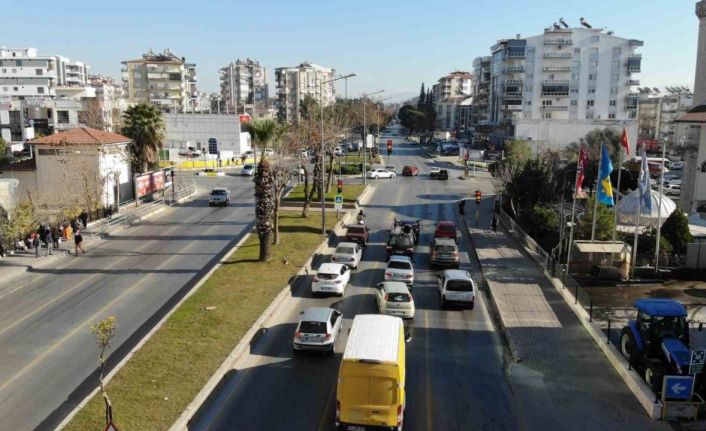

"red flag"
[575, 146, 588, 198]
[620, 128, 630, 156]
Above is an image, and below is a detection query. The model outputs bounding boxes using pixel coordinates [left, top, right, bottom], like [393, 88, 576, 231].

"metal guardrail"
[88, 198, 167, 237]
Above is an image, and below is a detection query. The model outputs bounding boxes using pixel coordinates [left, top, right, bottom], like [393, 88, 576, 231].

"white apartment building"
[637, 88, 693, 154]
[220, 58, 268, 115]
[86, 74, 127, 132]
[0, 47, 91, 151]
[121, 49, 198, 113]
[275, 62, 336, 123]
[486, 25, 642, 150]
[432, 71, 473, 132]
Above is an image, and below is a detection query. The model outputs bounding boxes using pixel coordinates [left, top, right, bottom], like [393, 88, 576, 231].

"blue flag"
[638, 147, 652, 211]
[597, 144, 614, 206]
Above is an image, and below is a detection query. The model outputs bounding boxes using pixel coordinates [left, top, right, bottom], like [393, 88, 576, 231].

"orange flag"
[620, 128, 630, 156]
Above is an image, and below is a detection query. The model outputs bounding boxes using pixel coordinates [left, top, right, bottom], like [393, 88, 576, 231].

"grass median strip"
[65, 211, 337, 431]
[283, 184, 364, 204]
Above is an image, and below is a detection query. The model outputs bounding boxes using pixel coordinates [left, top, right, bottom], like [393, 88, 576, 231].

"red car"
[434, 221, 458, 241]
[402, 165, 418, 176]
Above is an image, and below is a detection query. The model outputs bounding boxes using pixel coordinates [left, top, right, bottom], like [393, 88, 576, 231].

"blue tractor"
[620, 299, 699, 393]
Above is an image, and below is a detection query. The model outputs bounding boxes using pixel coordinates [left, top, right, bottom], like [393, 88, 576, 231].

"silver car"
[293, 307, 343, 353]
[208, 187, 230, 206]
[331, 242, 363, 269]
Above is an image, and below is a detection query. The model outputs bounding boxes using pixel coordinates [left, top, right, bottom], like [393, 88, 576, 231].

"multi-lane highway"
[0, 172, 255, 431]
[190, 135, 521, 431]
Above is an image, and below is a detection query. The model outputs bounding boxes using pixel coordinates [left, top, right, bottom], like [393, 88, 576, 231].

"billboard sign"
[136, 170, 167, 198]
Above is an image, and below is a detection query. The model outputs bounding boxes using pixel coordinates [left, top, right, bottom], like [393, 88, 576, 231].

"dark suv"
[430, 237, 460, 268]
[386, 227, 415, 260]
[343, 224, 369, 246]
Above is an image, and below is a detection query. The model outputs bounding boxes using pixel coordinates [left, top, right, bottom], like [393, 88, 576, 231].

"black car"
[438, 169, 449, 180]
[386, 227, 415, 260]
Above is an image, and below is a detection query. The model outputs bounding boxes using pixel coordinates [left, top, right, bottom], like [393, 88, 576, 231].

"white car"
[331, 242, 363, 269]
[241, 164, 255, 176]
[334, 146, 344, 156]
[664, 184, 681, 196]
[375, 281, 415, 319]
[208, 187, 231, 206]
[367, 168, 395, 179]
[438, 269, 475, 309]
[663, 178, 682, 187]
[384, 255, 414, 286]
[429, 167, 441, 178]
[292, 307, 343, 353]
[311, 263, 350, 296]
[671, 161, 684, 170]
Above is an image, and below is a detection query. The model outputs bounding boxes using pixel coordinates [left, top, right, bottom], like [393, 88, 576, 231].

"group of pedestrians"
[4, 210, 88, 259]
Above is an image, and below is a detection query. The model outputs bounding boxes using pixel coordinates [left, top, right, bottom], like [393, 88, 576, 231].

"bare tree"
[79, 98, 107, 131]
[89, 315, 117, 425]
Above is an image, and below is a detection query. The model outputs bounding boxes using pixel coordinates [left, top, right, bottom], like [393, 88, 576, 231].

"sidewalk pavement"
[464, 202, 667, 430]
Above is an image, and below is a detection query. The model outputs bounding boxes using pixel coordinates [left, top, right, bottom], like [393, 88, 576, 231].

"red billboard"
[136, 170, 167, 198]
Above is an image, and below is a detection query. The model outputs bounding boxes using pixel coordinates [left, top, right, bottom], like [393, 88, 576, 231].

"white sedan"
[311, 263, 350, 296]
[330, 242, 363, 269]
[367, 168, 395, 179]
[384, 255, 414, 286]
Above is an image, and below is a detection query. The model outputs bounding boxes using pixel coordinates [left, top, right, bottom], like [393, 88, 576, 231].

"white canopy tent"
[616, 188, 676, 228]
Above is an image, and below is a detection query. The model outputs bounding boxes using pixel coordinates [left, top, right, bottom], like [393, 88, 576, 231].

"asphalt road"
[191, 135, 521, 431]
[0, 170, 256, 431]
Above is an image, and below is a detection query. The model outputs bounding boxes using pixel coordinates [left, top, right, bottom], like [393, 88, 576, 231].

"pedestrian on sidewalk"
[44, 227, 53, 256]
[459, 199, 466, 216]
[32, 234, 40, 258]
[491, 215, 498, 233]
[70, 217, 78, 233]
[52, 225, 60, 249]
[74, 229, 85, 255]
[80, 210, 89, 229]
[64, 223, 73, 241]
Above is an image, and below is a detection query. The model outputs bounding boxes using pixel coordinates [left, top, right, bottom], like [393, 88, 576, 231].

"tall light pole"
[320, 73, 357, 235]
[375, 96, 392, 141]
[362, 90, 384, 186]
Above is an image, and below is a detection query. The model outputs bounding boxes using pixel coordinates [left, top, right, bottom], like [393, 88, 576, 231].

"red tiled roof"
[0, 158, 36, 171]
[28, 127, 130, 146]
[675, 104, 706, 123]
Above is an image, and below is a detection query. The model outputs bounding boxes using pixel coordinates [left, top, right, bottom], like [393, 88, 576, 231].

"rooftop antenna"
[559, 18, 569, 28]
[580, 17, 592, 29]
[553, 22, 561, 30]
[652, 87, 661, 93]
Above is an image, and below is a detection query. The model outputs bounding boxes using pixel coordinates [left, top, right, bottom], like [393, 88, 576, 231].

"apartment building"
[432, 71, 472, 132]
[86, 74, 127, 132]
[0, 47, 92, 151]
[121, 49, 198, 113]
[275, 62, 336, 123]
[220, 58, 268, 115]
[637, 88, 693, 154]
[481, 24, 641, 150]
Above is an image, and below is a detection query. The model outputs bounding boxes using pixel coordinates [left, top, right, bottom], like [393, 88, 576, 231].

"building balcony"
[541, 105, 569, 111]
[506, 79, 524, 85]
[504, 92, 523, 98]
[543, 79, 570, 84]
[627, 79, 640, 85]
[544, 28, 572, 34]
[541, 91, 570, 97]
[626, 92, 640, 98]
[625, 105, 638, 111]
[503, 105, 523, 111]
[628, 65, 641, 72]
[544, 39, 573, 46]
[506, 65, 525, 72]
[543, 66, 572, 72]
[507, 52, 526, 58]
[543, 52, 572, 58]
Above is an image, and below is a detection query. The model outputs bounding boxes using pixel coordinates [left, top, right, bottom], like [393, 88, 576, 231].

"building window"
[608, 113, 616, 119]
[587, 100, 595, 107]
[526, 100, 532, 105]
[15, 60, 22, 66]
[571, 100, 578, 106]
[591, 36, 600, 42]
[57, 110, 69, 124]
[11, 69, 16, 73]
[590, 61, 598, 68]
[13, 87, 18, 92]
[35, 69, 43, 76]
[544, 112, 552, 119]
[586, 112, 594, 119]
[610, 100, 617, 106]
[589, 74, 596, 80]
[588, 88, 596, 94]
[613, 47, 622, 55]
[37, 87, 44, 94]
[1, 87, 6, 92]
[542, 100, 553, 106]
[1, 68, 5, 73]
[610, 87, 618, 94]
[571, 88, 579, 94]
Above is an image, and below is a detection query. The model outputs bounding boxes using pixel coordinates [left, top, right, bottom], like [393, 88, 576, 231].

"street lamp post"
[320, 73, 357, 235]
[362, 90, 384, 186]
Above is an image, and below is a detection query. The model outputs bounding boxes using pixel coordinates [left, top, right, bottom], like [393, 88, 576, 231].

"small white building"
[0, 127, 132, 211]
[163, 113, 252, 160]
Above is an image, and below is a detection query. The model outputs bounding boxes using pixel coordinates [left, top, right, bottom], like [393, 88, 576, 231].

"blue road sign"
[663, 375, 695, 401]
[334, 195, 343, 204]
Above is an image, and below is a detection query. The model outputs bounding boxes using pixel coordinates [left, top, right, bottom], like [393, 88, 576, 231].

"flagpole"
[612, 146, 623, 241]
[590, 143, 603, 242]
[563, 146, 583, 288]
[631, 196, 642, 280]
[654, 139, 666, 274]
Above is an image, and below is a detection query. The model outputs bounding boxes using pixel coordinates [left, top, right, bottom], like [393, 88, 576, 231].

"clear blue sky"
[2, 0, 698, 101]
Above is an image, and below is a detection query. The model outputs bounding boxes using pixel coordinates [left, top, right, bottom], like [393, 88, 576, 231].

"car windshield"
[438, 224, 454, 232]
[211, 190, 226, 195]
[435, 245, 456, 253]
[244, 165, 253, 169]
[337, 247, 355, 255]
[389, 235, 413, 248]
[446, 279, 473, 292]
[387, 293, 411, 303]
[388, 261, 411, 270]
[347, 227, 364, 234]
[299, 321, 327, 334]
[317, 273, 338, 280]
[651, 316, 687, 339]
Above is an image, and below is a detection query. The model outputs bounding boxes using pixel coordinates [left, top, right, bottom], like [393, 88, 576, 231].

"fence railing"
[88, 198, 166, 237]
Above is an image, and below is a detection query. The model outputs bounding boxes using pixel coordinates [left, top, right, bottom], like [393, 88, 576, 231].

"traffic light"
[337, 179, 343, 194]
[475, 190, 482, 204]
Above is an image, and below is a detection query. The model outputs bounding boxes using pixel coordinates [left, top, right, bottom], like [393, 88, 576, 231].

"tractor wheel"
[620, 328, 635, 360]
[644, 361, 665, 391]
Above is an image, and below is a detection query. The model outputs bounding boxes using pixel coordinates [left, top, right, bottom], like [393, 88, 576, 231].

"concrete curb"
[55, 219, 256, 431]
[170, 209, 357, 431]
[495, 214, 663, 420]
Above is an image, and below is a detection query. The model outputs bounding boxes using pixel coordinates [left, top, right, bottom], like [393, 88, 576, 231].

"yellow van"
[336, 314, 406, 431]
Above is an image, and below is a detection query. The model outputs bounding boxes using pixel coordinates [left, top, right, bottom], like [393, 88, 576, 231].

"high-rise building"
[219, 58, 268, 116]
[480, 24, 642, 150]
[431, 71, 473, 131]
[275, 62, 336, 123]
[637, 88, 692, 153]
[121, 49, 198, 113]
[0, 47, 93, 149]
[85, 74, 127, 132]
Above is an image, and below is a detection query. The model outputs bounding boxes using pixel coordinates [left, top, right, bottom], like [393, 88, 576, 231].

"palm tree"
[121, 103, 165, 173]
[249, 120, 280, 261]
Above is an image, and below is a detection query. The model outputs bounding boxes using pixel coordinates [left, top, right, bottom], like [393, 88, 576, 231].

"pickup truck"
[343, 224, 369, 246]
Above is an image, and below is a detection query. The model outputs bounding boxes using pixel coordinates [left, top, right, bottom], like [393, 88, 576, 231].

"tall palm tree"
[249, 119, 279, 261]
[121, 103, 165, 173]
